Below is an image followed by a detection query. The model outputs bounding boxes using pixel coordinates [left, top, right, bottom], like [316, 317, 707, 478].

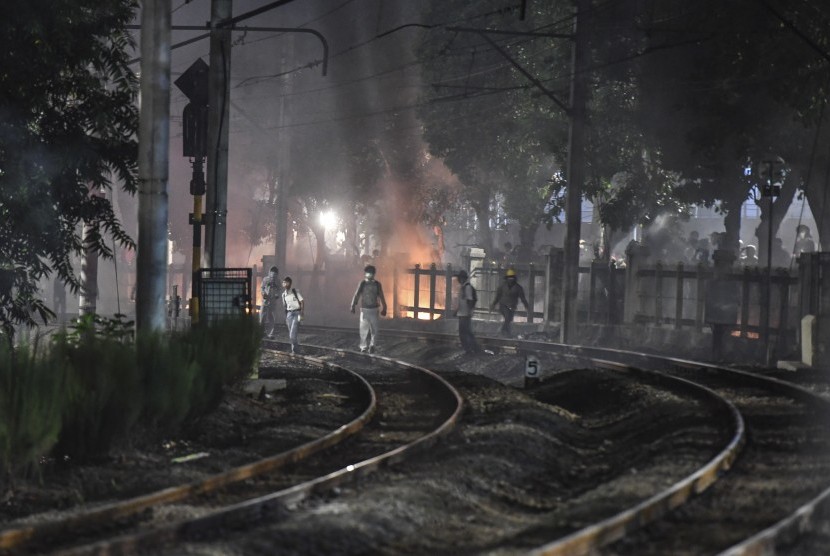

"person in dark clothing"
[490, 268, 529, 337]
[350, 265, 387, 353]
[455, 270, 480, 354]
[260, 266, 279, 338]
[795, 224, 816, 257]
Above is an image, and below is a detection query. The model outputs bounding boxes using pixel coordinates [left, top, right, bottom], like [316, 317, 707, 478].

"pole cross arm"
[127, 25, 329, 75]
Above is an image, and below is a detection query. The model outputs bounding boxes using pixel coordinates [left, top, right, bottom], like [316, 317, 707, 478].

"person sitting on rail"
[350, 265, 387, 354]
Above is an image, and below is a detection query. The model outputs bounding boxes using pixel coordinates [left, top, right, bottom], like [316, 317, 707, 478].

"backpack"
[465, 282, 478, 306]
[357, 280, 381, 307]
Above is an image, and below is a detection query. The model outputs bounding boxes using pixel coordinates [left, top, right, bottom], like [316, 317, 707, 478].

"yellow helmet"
[505, 268, 517, 277]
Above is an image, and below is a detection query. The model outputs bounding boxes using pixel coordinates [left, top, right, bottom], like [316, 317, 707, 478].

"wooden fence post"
[393, 260, 399, 319]
[695, 263, 705, 331]
[675, 262, 683, 329]
[444, 264, 453, 319]
[623, 243, 648, 323]
[740, 267, 750, 338]
[655, 261, 664, 325]
[429, 263, 437, 320]
[527, 264, 536, 324]
[413, 264, 420, 320]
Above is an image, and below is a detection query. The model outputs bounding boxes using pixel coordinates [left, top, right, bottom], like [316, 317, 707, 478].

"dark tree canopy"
[0, 0, 139, 337]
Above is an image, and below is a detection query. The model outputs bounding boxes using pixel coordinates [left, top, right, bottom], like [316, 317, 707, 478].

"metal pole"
[764, 179, 774, 366]
[136, 0, 171, 332]
[560, 0, 590, 344]
[204, 0, 231, 268]
[274, 38, 293, 272]
[191, 157, 204, 324]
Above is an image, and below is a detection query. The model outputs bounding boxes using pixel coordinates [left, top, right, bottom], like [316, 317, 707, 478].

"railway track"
[8, 322, 829, 554]
[293, 325, 830, 555]
[0, 348, 462, 555]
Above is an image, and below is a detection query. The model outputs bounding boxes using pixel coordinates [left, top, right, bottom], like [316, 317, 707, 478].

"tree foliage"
[417, 0, 830, 257]
[0, 0, 139, 337]
[416, 0, 571, 254]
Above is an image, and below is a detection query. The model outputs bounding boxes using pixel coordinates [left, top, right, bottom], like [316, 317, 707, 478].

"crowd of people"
[643, 225, 817, 268]
[260, 223, 819, 355]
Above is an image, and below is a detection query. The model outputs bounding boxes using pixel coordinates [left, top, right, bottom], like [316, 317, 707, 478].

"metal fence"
[195, 268, 252, 324]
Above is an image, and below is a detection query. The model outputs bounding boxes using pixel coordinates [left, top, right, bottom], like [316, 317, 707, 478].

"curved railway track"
[294, 324, 830, 555]
[7, 322, 829, 555]
[0, 347, 462, 555]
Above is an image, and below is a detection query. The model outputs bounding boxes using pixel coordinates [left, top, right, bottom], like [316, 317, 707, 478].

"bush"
[136, 332, 200, 429]
[180, 316, 262, 419]
[0, 340, 66, 483]
[2, 315, 262, 474]
[52, 315, 143, 460]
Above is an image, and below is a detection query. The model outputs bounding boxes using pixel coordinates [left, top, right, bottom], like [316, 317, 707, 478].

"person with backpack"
[281, 276, 304, 354]
[260, 265, 279, 338]
[455, 270, 481, 354]
[350, 265, 387, 353]
[490, 268, 530, 337]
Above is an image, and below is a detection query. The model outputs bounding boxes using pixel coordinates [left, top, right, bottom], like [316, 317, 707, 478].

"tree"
[0, 0, 139, 338]
[416, 0, 573, 256]
[615, 0, 830, 256]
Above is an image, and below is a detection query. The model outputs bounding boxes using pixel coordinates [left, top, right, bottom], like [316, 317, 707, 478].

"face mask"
[365, 273, 374, 280]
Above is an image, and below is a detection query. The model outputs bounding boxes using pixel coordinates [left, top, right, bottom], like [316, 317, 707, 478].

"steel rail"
[0, 356, 375, 554]
[59, 344, 464, 556]
[302, 324, 830, 554]
[527, 359, 745, 556]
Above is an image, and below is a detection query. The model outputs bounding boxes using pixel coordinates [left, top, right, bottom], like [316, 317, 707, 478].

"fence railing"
[246, 249, 807, 356]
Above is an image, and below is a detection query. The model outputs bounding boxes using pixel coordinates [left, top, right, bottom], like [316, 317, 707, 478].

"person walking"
[281, 276, 304, 354]
[455, 270, 481, 354]
[350, 265, 387, 353]
[260, 265, 279, 338]
[795, 224, 816, 257]
[490, 268, 530, 337]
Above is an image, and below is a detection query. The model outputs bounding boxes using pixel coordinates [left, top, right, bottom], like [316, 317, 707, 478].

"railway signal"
[175, 58, 210, 324]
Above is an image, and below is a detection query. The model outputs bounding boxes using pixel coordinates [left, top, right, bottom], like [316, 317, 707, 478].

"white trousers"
[359, 308, 379, 350]
[285, 310, 300, 352]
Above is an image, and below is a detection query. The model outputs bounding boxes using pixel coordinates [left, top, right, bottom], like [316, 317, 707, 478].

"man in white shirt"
[281, 276, 304, 354]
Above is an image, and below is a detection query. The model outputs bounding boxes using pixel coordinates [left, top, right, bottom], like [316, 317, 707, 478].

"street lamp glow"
[319, 210, 337, 230]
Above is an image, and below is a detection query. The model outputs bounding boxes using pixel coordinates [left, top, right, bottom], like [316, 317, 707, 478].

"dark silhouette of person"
[455, 270, 480, 354]
[794, 224, 816, 257]
[770, 238, 791, 268]
[490, 268, 529, 337]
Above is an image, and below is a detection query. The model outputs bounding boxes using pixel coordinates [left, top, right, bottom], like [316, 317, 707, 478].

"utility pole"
[560, 0, 590, 344]
[274, 38, 294, 272]
[759, 158, 783, 366]
[136, 0, 171, 332]
[204, 0, 231, 268]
